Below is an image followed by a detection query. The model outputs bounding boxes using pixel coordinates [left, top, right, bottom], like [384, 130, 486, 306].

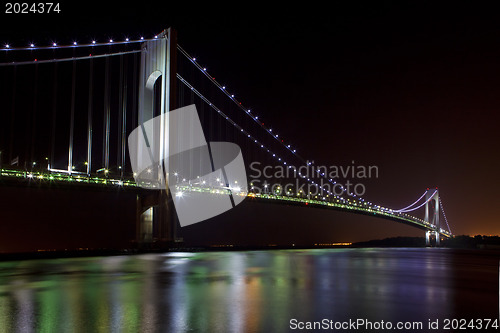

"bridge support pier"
[133, 28, 182, 249]
[425, 230, 441, 247]
[136, 191, 181, 249]
[424, 187, 441, 246]
[424, 189, 441, 247]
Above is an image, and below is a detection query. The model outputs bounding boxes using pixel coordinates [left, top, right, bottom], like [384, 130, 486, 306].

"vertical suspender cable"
[86, 59, 93, 176]
[131, 53, 138, 131]
[24, 67, 32, 170]
[50, 63, 58, 170]
[8, 66, 16, 164]
[68, 60, 76, 173]
[30, 64, 38, 166]
[120, 55, 128, 178]
[103, 57, 110, 172]
[117, 55, 123, 174]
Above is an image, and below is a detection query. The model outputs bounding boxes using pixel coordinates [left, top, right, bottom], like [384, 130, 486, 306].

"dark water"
[0, 248, 499, 332]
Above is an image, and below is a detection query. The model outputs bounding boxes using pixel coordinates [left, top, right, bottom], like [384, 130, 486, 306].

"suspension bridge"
[0, 28, 453, 248]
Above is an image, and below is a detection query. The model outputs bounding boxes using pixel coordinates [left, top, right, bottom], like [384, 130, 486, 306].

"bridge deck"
[0, 168, 452, 238]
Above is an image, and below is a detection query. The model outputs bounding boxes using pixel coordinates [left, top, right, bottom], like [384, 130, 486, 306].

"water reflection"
[0, 248, 497, 332]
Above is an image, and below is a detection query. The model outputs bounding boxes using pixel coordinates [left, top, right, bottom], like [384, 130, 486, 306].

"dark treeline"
[442, 235, 500, 249]
[353, 237, 425, 247]
[353, 235, 500, 249]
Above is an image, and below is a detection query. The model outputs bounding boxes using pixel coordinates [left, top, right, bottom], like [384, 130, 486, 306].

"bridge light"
[92, 40, 96, 44]
[30, 43, 35, 47]
[52, 42, 57, 47]
[73, 41, 77, 46]
[5, 44, 9, 48]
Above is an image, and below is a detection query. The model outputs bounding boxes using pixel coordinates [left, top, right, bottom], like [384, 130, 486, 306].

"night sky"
[1, 2, 500, 251]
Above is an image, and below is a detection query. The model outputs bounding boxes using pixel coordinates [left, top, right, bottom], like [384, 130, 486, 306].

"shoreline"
[0, 243, 496, 262]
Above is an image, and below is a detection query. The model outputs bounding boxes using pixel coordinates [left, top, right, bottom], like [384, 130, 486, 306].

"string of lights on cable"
[177, 46, 381, 204]
[0, 35, 163, 67]
[177, 46, 302, 158]
[439, 197, 452, 233]
[177, 74, 383, 208]
[2, 36, 161, 51]
[393, 191, 428, 212]
[394, 190, 438, 213]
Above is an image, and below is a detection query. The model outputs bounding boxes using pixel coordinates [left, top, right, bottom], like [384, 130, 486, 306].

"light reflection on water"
[0, 248, 498, 332]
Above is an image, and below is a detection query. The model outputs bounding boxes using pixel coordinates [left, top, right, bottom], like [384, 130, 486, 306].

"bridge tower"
[135, 28, 180, 248]
[424, 189, 440, 246]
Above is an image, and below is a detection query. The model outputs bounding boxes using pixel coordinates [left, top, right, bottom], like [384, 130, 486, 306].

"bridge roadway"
[0, 168, 452, 238]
